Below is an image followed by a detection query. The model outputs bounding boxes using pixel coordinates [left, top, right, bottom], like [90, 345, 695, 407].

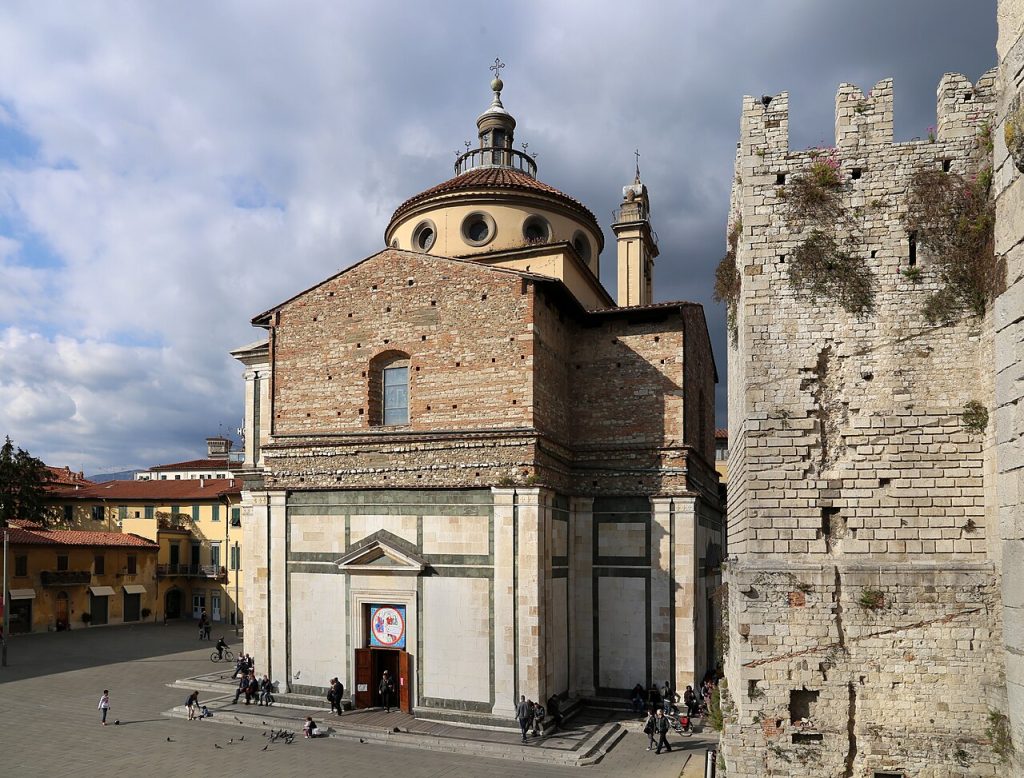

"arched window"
[368, 351, 411, 426]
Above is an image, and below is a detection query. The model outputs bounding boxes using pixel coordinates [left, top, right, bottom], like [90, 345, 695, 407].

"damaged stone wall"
[723, 69, 1006, 777]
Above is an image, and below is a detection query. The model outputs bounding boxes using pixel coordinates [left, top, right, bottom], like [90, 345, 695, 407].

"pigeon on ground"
[262, 721, 267, 725]
[261, 745, 268, 751]
[166, 737, 173, 742]
[214, 744, 222, 749]
[234, 716, 243, 723]
[359, 738, 365, 744]
[228, 738, 233, 744]
[240, 736, 244, 741]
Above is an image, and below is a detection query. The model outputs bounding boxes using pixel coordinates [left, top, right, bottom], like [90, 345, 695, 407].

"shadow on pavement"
[0, 621, 223, 683]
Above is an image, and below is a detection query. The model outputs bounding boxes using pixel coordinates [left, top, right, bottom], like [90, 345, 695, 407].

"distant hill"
[87, 470, 143, 483]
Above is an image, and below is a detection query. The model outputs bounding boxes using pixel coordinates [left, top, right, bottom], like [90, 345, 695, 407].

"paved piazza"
[0, 622, 712, 777]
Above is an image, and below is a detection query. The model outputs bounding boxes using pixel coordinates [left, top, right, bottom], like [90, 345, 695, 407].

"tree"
[0, 436, 50, 527]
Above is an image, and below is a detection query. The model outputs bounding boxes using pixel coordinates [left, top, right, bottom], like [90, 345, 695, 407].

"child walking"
[98, 690, 111, 725]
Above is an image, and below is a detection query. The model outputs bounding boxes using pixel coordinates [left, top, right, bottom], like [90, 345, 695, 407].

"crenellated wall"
[722, 70, 1007, 776]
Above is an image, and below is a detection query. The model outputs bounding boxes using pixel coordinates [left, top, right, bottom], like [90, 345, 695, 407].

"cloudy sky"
[0, 1, 998, 474]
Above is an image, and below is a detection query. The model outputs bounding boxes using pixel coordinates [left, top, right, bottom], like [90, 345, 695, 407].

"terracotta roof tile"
[6, 524, 158, 548]
[715, 428, 729, 439]
[50, 478, 241, 501]
[390, 167, 599, 229]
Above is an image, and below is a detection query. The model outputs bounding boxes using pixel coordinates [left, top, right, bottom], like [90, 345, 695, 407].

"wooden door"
[355, 648, 373, 708]
[398, 650, 412, 713]
[55, 592, 69, 629]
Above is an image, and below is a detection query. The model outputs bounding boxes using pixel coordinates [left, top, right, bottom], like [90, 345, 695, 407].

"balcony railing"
[454, 146, 537, 177]
[41, 570, 91, 586]
[157, 564, 227, 581]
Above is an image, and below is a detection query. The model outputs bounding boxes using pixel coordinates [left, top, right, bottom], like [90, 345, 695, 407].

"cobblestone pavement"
[0, 622, 716, 777]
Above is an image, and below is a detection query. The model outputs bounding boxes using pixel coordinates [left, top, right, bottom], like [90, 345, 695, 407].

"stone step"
[162, 701, 625, 766]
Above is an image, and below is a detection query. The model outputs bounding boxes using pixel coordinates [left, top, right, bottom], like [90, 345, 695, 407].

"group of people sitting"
[514, 694, 563, 741]
[631, 679, 710, 718]
[233, 668, 275, 706]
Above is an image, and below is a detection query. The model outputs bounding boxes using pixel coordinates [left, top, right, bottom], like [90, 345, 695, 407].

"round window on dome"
[412, 220, 436, 253]
[522, 215, 551, 244]
[572, 231, 592, 264]
[461, 212, 496, 247]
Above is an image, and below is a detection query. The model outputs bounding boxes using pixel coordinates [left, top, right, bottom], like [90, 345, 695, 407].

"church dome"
[383, 62, 604, 272]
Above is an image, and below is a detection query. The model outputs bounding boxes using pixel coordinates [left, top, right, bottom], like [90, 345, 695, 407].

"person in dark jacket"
[683, 685, 697, 717]
[647, 683, 662, 712]
[186, 690, 200, 720]
[328, 677, 344, 715]
[631, 683, 646, 715]
[246, 674, 260, 705]
[515, 695, 531, 742]
[546, 694, 562, 730]
[378, 670, 395, 713]
[643, 709, 658, 751]
[655, 709, 672, 754]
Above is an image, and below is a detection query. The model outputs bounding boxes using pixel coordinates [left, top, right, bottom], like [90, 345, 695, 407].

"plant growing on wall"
[857, 588, 885, 610]
[905, 126, 1002, 323]
[714, 220, 742, 340]
[788, 230, 875, 314]
[986, 709, 1013, 763]
[962, 401, 989, 433]
[780, 149, 875, 314]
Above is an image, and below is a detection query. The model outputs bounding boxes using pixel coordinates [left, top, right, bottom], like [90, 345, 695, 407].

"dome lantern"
[455, 59, 537, 178]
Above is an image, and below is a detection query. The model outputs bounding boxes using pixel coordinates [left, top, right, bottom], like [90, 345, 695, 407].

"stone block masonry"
[722, 70, 1009, 776]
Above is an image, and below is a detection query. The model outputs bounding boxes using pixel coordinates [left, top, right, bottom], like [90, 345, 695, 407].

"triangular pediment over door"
[334, 529, 426, 575]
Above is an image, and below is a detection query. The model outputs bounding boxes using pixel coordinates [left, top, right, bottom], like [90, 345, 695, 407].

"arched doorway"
[55, 591, 69, 631]
[165, 588, 183, 619]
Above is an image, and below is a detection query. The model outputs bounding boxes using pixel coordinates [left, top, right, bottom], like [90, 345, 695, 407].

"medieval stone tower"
[720, 65, 1011, 775]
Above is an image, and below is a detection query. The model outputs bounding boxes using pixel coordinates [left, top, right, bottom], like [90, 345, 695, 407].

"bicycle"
[210, 649, 235, 663]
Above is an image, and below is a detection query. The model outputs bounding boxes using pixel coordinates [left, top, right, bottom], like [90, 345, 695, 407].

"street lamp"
[234, 540, 239, 637]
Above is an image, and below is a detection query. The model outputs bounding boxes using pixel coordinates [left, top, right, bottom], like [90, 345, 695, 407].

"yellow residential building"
[5, 521, 159, 634]
[48, 478, 244, 626]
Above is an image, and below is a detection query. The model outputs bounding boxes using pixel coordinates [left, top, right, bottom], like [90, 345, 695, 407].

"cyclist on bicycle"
[216, 636, 229, 660]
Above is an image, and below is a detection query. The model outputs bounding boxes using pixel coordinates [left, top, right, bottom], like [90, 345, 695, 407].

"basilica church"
[231, 66, 723, 724]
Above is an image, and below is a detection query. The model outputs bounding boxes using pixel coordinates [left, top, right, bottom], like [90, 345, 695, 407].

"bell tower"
[612, 154, 658, 307]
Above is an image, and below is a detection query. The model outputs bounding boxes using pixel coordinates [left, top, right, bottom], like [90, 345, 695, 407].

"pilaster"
[491, 488, 517, 715]
[569, 495, 595, 698]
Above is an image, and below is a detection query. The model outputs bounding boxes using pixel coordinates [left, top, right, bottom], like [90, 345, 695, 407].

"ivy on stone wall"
[788, 230, 875, 314]
[780, 148, 876, 314]
[713, 220, 742, 339]
[905, 143, 1001, 323]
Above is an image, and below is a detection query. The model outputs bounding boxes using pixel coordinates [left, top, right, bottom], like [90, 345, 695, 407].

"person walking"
[98, 690, 111, 726]
[378, 670, 395, 713]
[655, 708, 672, 754]
[515, 695, 531, 742]
[186, 690, 200, 720]
[643, 709, 658, 751]
[329, 678, 344, 715]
